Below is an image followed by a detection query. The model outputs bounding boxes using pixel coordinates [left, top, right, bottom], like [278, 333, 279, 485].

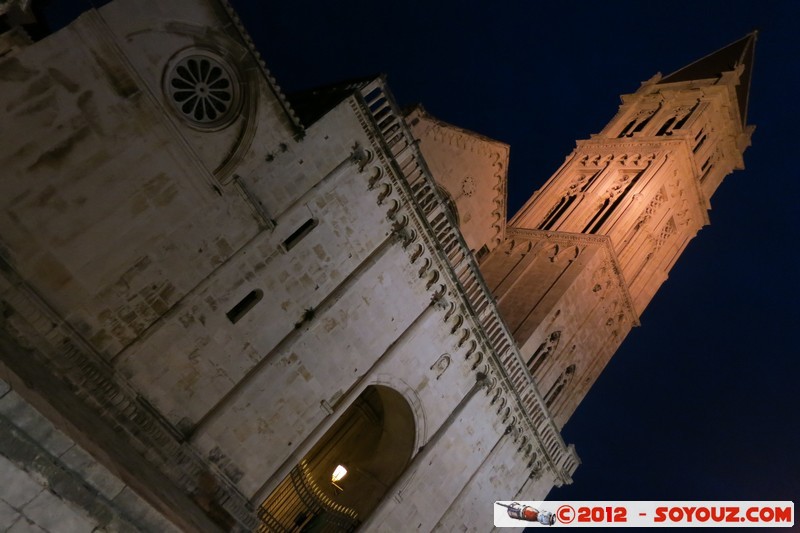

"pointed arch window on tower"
[582, 171, 644, 234]
[655, 103, 698, 136]
[545, 364, 576, 408]
[618, 119, 637, 138]
[655, 116, 676, 136]
[539, 172, 600, 231]
[527, 331, 561, 374]
[618, 107, 659, 138]
[435, 184, 460, 226]
[633, 217, 677, 281]
[539, 194, 577, 231]
[673, 102, 699, 130]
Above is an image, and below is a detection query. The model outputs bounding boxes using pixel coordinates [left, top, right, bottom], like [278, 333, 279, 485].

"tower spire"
[659, 32, 757, 125]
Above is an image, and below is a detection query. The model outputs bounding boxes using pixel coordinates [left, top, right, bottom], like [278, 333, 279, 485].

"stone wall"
[0, 378, 180, 532]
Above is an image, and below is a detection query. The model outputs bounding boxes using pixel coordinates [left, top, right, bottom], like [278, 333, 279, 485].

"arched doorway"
[259, 385, 416, 531]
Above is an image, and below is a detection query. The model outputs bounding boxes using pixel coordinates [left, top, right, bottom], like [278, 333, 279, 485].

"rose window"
[166, 53, 239, 128]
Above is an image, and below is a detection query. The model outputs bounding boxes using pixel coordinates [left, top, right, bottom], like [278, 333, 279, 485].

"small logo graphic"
[556, 504, 575, 524]
[495, 502, 556, 525]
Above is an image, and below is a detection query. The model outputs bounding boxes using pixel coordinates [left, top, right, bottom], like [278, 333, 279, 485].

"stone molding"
[352, 79, 580, 484]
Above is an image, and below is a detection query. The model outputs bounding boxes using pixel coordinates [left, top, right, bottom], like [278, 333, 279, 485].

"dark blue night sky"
[36, 0, 800, 520]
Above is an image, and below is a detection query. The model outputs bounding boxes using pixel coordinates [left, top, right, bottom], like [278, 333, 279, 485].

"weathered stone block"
[21, 490, 95, 533]
[0, 454, 43, 508]
[8, 516, 46, 533]
[0, 499, 20, 531]
[58, 446, 125, 501]
[0, 392, 74, 457]
[111, 487, 180, 533]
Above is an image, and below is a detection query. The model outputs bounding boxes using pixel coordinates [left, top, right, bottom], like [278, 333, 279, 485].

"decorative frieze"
[352, 78, 580, 483]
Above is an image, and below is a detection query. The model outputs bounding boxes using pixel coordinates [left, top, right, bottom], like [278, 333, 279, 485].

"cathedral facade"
[0, 0, 754, 531]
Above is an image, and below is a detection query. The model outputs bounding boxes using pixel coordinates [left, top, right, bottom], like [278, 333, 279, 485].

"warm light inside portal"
[331, 465, 348, 483]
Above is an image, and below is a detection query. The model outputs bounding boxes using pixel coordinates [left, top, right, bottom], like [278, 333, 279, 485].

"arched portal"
[259, 385, 416, 531]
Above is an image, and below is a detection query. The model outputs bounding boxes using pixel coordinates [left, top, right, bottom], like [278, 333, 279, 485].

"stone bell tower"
[480, 33, 756, 429]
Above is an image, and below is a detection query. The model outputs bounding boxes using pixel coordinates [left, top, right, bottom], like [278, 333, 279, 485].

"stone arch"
[435, 183, 460, 226]
[545, 364, 576, 408]
[443, 300, 457, 322]
[430, 354, 451, 379]
[490, 388, 502, 406]
[425, 270, 440, 290]
[386, 199, 400, 219]
[408, 244, 424, 263]
[259, 384, 417, 529]
[368, 166, 383, 189]
[456, 328, 471, 347]
[417, 257, 432, 278]
[526, 331, 561, 374]
[377, 183, 392, 204]
[448, 314, 464, 334]
[463, 340, 478, 361]
[511, 239, 533, 256]
[431, 284, 447, 301]
[470, 351, 484, 370]
[496, 396, 507, 414]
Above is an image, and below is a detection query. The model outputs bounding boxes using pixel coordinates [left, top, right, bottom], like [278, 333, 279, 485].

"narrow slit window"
[583, 171, 643, 234]
[527, 331, 561, 374]
[673, 102, 698, 130]
[580, 171, 600, 193]
[582, 198, 610, 234]
[631, 117, 649, 134]
[619, 107, 657, 138]
[694, 134, 707, 153]
[700, 158, 713, 182]
[618, 119, 636, 138]
[283, 218, 318, 250]
[545, 364, 575, 408]
[539, 194, 576, 231]
[226, 289, 263, 324]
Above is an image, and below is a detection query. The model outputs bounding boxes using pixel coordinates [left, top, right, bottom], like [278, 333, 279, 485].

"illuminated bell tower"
[480, 33, 756, 429]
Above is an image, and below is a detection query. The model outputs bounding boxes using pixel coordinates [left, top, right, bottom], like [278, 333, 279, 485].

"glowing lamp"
[331, 465, 348, 483]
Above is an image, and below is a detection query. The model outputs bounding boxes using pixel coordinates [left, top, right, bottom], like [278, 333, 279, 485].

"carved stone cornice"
[576, 137, 678, 153]
[353, 80, 580, 484]
[408, 106, 510, 156]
